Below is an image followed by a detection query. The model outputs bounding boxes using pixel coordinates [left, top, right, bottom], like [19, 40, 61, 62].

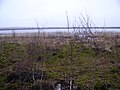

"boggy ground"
[0, 32, 120, 90]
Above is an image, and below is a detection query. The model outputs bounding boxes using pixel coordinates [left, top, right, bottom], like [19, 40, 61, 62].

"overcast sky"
[0, 0, 120, 28]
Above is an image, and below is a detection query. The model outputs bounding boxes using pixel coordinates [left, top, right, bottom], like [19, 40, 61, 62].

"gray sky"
[0, 0, 120, 28]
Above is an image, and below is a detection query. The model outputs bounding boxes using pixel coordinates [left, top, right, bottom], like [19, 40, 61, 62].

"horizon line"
[0, 26, 120, 31]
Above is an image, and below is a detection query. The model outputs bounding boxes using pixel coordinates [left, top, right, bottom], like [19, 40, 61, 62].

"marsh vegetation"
[0, 29, 120, 90]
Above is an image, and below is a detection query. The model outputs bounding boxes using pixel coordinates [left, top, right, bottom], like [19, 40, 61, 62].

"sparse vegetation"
[0, 30, 120, 90]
